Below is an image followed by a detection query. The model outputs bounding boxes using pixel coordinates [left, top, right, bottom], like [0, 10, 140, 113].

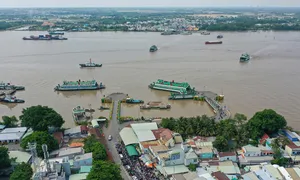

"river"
[0, 31, 299, 129]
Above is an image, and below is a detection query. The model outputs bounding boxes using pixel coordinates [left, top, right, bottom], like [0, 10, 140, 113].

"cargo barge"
[23, 34, 68, 40]
[140, 101, 171, 110]
[149, 79, 195, 94]
[0, 82, 25, 90]
[54, 80, 105, 91]
[205, 41, 222, 45]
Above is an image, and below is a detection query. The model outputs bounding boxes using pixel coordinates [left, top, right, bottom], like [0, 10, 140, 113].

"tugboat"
[0, 94, 25, 103]
[149, 45, 158, 52]
[79, 59, 102, 68]
[240, 53, 250, 62]
[217, 35, 223, 39]
[54, 80, 105, 91]
[0, 82, 25, 90]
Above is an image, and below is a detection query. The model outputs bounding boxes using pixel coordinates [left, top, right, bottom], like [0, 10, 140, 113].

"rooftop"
[58, 147, 83, 157]
[140, 140, 160, 149]
[74, 152, 92, 161]
[242, 172, 259, 180]
[219, 152, 236, 157]
[9, 151, 32, 163]
[155, 79, 190, 88]
[211, 171, 230, 180]
[152, 128, 173, 142]
[79, 166, 92, 173]
[135, 130, 156, 142]
[65, 126, 82, 135]
[150, 145, 169, 154]
[69, 173, 89, 180]
[119, 127, 139, 146]
[1, 127, 27, 134]
[53, 132, 63, 144]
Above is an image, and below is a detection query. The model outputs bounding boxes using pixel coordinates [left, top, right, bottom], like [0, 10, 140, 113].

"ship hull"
[149, 85, 184, 93]
[79, 64, 102, 67]
[54, 86, 105, 91]
[23, 37, 67, 40]
[205, 41, 222, 44]
[0, 99, 25, 103]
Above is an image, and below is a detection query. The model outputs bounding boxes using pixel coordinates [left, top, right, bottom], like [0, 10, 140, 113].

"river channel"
[0, 31, 299, 129]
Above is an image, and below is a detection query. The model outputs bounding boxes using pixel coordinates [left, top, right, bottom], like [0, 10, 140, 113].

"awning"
[125, 145, 139, 157]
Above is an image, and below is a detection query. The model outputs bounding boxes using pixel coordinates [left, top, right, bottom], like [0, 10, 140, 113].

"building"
[186, 137, 214, 159]
[184, 149, 198, 166]
[255, 164, 284, 180]
[0, 127, 27, 144]
[53, 132, 64, 148]
[202, 161, 241, 176]
[283, 130, 299, 142]
[285, 141, 300, 156]
[239, 145, 274, 165]
[73, 153, 93, 168]
[9, 151, 32, 164]
[152, 128, 175, 148]
[218, 152, 237, 162]
[50, 147, 84, 159]
[242, 172, 259, 180]
[64, 126, 88, 138]
[211, 171, 230, 180]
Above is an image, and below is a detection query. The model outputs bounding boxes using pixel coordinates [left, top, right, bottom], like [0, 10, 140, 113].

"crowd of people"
[115, 142, 159, 180]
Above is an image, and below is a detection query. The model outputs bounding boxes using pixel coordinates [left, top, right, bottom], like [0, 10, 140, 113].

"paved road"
[103, 99, 131, 180]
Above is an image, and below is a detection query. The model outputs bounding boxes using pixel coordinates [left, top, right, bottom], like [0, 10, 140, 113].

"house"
[187, 138, 214, 159]
[203, 161, 241, 176]
[53, 132, 64, 148]
[240, 145, 274, 165]
[283, 130, 299, 142]
[285, 141, 300, 156]
[73, 153, 93, 168]
[152, 128, 175, 148]
[64, 126, 88, 138]
[0, 127, 27, 144]
[261, 164, 283, 180]
[242, 172, 259, 180]
[184, 149, 199, 166]
[218, 152, 237, 162]
[211, 171, 230, 180]
[9, 151, 32, 164]
[242, 145, 262, 157]
[50, 147, 84, 159]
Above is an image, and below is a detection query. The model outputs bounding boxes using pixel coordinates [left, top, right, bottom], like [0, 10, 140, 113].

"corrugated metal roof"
[135, 130, 156, 142]
[9, 151, 32, 163]
[119, 127, 139, 146]
[242, 172, 259, 180]
[1, 127, 27, 134]
[0, 133, 24, 141]
[131, 122, 158, 132]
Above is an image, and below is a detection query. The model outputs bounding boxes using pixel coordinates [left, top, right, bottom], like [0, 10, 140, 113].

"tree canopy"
[20, 105, 64, 131]
[20, 131, 59, 158]
[87, 160, 122, 180]
[1, 116, 18, 128]
[84, 135, 107, 161]
[9, 162, 33, 180]
[0, 146, 11, 169]
[247, 109, 287, 139]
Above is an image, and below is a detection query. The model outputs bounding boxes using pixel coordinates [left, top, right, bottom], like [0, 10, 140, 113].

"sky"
[1, 0, 300, 8]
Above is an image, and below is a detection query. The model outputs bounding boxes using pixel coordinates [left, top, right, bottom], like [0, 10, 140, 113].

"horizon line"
[1, 6, 300, 8]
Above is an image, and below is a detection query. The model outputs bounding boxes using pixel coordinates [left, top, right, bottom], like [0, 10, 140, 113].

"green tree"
[247, 109, 287, 139]
[271, 157, 289, 167]
[188, 164, 197, 171]
[233, 113, 247, 125]
[1, 116, 18, 128]
[160, 117, 176, 130]
[213, 136, 229, 152]
[87, 160, 122, 180]
[20, 105, 64, 131]
[0, 146, 11, 169]
[10, 162, 33, 180]
[20, 131, 59, 158]
[84, 135, 107, 161]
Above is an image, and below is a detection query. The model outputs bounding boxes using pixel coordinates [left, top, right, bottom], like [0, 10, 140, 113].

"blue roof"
[0, 125, 6, 130]
[79, 166, 92, 173]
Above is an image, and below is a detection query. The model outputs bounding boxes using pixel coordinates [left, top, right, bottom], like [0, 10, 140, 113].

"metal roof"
[0, 133, 25, 141]
[64, 126, 81, 135]
[125, 145, 139, 157]
[9, 151, 32, 163]
[131, 122, 158, 132]
[58, 147, 83, 157]
[1, 127, 27, 134]
[135, 130, 156, 142]
[119, 127, 139, 146]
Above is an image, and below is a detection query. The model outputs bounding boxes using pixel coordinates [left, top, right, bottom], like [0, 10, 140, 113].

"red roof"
[260, 133, 270, 144]
[151, 128, 173, 141]
[53, 132, 63, 144]
[211, 171, 230, 180]
[219, 152, 236, 157]
[287, 142, 300, 149]
[80, 125, 88, 132]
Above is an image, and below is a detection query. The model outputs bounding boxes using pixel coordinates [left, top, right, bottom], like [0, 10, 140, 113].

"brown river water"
[0, 31, 299, 129]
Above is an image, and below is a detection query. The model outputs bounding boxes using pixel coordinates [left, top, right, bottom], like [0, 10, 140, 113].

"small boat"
[149, 45, 158, 52]
[0, 82, 25, 90]
[201, 32, 210, 35]
[79, 59, 102, 68]
[217, 35, 223, 39]
[98, 106, 110, 110]
[240, 53, 250, 62]
[125, 98, 144, 104]
[205, 41, 222, 45]
[0, 95, 24, 103]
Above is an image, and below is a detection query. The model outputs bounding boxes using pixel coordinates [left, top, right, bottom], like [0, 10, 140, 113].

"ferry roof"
[62, 80, 96, 86]
[156, 79, 190, 88]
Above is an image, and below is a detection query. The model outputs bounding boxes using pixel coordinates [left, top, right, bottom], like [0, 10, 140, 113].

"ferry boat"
[240, 53, 250, 62]
[79, 59, 102, 68]
[149, 79, 195, 94]
[23, 34, 67, 40]
[0, 95, 24, 103]
[54, 80, 105, 91]
[72, 106, 87, 123]
[0, 82, 25, 90]
[149, 45, 158, 52]
[205, 41, 222, 45]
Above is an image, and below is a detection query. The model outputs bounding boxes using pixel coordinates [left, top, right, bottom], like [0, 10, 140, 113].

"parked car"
[108, 135, 112, 141]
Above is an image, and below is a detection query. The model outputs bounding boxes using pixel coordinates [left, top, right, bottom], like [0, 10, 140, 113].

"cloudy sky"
[1, 0, 300, 8]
